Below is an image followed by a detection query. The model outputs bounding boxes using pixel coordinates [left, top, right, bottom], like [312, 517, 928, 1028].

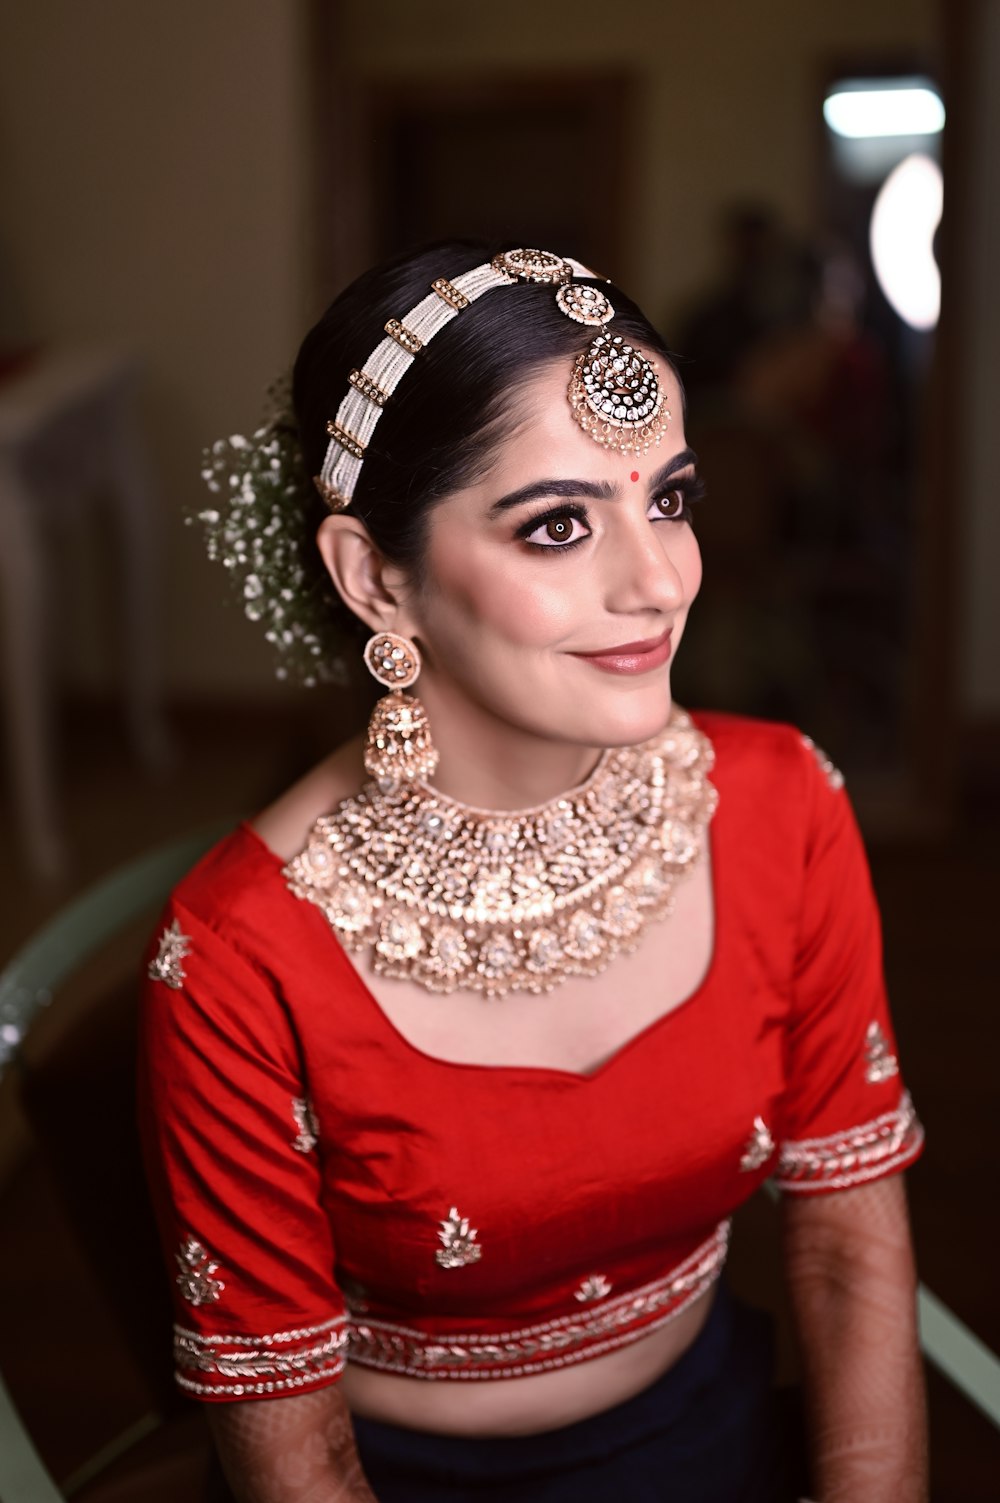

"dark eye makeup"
[514, 472, 706, 552]
[515, 503, 591, 551]
[650, 473, 707, 521]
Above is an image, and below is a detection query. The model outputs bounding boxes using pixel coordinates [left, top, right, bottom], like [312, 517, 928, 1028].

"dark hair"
[292, 240, 677, 624]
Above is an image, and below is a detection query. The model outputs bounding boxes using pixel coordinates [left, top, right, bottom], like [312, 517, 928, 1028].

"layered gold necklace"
[284, 708, 717, 998]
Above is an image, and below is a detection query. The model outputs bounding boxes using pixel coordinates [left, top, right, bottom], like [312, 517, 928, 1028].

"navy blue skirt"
[351, 1284, 806, 1502]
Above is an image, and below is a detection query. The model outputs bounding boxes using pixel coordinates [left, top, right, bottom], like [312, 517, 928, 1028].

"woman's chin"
[571, 682, 676, 750]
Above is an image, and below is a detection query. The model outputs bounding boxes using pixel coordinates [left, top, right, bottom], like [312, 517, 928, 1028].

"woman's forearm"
[782, 1177, 928, 1503]
[206, 1386, 379, 1503]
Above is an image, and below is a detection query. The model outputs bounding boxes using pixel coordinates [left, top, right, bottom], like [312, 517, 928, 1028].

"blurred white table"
[0, 348, 168, 879]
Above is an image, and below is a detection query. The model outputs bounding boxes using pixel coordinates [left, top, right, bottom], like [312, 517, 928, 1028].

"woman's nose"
[605, 519, 690, 615]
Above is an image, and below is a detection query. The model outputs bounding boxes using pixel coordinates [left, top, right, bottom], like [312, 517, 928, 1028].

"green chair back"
[0, 821, 233, 1502]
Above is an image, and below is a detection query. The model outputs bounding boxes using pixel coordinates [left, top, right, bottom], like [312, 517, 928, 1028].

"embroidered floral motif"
[435, 1207, 482, 1269]
[740, 1116, 775, 1172]
[350, 1222, 729, 1380]
[801, 733, 845, 792]
[173, 1315, 348, 1396]
[291, 1096, 319, 1153]
[148, 919, 191, 989]
[575, 1274, 613, 1303]
[175, 1237, 225, 1306]
[864, 1022, 899, 1084]
[775, 1092, 923, 1193]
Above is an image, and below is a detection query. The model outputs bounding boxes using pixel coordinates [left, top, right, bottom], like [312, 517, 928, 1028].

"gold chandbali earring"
[363, 632, 439, 785]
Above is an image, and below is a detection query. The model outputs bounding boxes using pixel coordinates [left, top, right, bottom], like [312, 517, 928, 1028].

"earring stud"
[364, 632, 421, 689]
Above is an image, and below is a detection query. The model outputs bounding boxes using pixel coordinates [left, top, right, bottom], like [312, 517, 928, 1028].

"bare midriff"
[340, 1284, 714, 1436]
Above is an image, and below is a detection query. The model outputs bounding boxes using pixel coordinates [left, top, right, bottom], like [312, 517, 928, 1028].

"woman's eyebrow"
[645, 447, 699, 491]
[487, 477, 616, 518]
[487, 447, 699, 519]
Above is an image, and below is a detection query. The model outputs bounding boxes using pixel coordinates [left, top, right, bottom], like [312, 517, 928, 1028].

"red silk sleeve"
[138, 898, 346, 1402]
[773, 738, 924, 1194]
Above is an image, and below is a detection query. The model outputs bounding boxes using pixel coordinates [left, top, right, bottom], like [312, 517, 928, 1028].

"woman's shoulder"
[249, 733, 366, 862]
[168, 735, 366, 942]
[687, 706, 839, 836]
[688, 707, 814, 780]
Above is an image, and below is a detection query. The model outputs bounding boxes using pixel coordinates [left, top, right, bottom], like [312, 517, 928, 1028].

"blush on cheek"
[487, 564, 588, 644]
[428, 546, 577, 647]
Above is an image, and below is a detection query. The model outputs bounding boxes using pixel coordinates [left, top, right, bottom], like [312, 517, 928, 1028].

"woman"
[139, 242, 927, 1502]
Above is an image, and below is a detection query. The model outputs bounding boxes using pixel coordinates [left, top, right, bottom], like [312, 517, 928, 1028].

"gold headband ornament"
[314, 247, 669, 512]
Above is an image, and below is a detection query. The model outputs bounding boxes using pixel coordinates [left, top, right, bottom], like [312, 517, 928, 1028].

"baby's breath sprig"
[192, 377, 348, 687]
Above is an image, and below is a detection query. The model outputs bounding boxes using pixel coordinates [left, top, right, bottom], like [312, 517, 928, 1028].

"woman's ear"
[316, 515, 414, 636]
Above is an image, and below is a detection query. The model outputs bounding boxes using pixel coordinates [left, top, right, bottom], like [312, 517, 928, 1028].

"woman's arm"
[206, 1387, 378, 1503]
[781, 1175, 927, 1502]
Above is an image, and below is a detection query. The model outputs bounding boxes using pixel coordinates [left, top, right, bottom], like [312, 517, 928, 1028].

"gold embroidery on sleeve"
[800, 733, 845, 792]
[740, 1116, 776, 1172]
[148, 920, 192, 989]
[864, 1022, 899, 1084]
[291, 1096, 319, 1153]
[173, 1315, 348, 1396]
[775, 1092, 923, 1192]
[175, 1236, 225, 1306]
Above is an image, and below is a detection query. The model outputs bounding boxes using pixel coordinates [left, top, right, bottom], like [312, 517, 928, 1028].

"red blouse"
[138, 712, 924, 1403]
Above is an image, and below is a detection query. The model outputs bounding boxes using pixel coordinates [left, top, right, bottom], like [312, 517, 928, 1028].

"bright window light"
[869, 153, 943, 331]
[824, 86, 945, 140]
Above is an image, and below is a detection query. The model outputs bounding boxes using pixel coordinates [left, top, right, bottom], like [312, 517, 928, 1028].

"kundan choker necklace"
[283, 707, 717, 998]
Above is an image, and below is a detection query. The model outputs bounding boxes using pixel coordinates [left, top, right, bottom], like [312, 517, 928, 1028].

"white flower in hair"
[191, 375, 351, 687]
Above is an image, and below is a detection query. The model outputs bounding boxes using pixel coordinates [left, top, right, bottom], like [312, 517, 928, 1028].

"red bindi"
[630, 470, 640, 483]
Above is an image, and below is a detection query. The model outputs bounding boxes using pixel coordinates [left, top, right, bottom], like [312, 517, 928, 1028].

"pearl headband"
[314, 248, 613, 513]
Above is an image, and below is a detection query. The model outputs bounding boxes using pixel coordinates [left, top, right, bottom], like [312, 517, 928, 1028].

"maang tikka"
[363, 632, 439, 785]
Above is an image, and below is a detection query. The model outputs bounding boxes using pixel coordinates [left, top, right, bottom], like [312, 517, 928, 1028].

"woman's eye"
[523, 513, 591, 548]
[649, 489, 686, 520]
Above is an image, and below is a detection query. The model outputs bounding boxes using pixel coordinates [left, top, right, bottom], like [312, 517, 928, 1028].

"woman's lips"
[570, 628, 673, 675]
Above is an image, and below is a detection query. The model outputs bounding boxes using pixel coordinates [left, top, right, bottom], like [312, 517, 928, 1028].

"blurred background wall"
[0, 0, 310, 698]
[7, 0, 984, 715]
[962, 0, 1000, 724]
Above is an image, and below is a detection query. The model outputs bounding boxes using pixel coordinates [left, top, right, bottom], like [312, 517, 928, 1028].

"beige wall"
[0, 0, 309, 698]
[8, 0, 978, 709]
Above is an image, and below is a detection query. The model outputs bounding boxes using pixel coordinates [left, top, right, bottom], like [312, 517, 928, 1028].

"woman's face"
[403, 351, 703, 754]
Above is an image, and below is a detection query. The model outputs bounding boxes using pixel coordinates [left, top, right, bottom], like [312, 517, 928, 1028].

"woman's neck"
[416, 692, 604, 813]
